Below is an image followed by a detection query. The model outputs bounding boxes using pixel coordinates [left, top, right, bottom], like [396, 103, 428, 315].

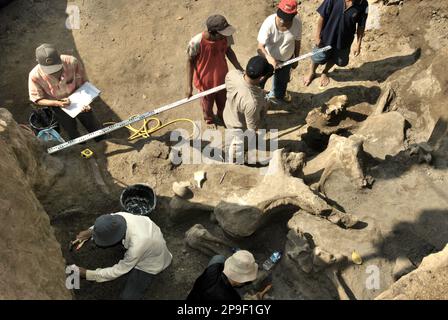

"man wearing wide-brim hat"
[187, 250, 258, 301]
[74, 212, 172, 299]
[28, 43, 102, 141]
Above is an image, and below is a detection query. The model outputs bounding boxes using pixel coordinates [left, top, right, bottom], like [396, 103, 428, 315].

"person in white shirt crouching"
[74, 212, 172, 300]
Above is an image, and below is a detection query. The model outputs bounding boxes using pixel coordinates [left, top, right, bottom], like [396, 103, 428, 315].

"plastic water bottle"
[262, 251, 282, 271]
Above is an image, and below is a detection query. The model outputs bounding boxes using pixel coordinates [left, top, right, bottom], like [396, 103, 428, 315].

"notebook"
[62, 82, 101, 118]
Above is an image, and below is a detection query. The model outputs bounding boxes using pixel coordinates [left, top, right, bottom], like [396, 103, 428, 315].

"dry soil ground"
[1, 0, 448, 299]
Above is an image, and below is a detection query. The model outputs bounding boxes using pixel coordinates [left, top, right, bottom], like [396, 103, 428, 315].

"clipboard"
[62, 82, 101, 118]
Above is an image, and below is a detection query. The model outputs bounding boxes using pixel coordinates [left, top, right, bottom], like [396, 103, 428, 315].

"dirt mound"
[0, 109, 70, 299]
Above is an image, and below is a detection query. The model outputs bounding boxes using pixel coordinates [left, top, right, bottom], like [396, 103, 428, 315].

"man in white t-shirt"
[257, 0, 302, 103]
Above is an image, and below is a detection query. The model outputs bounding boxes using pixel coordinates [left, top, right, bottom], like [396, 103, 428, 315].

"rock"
[184, 224, 233, 257]
[377, 245, 448, 299]
[408, 142, 434, 164]
[304, 95, 350, 136]
[313, 247, 338, 269]
[194, 171, 206, 188]
[172, 181, 192, 199]
[287, 212, 389, 300]
[324, 95, 348, 117]
[392, 256, 415, 280]
[372, 84, 396, 116]
[356, 111, 406, 159]
[409, 65, 442, 98]
[419, 153, 432, 164]
[302, 95, 365, 154]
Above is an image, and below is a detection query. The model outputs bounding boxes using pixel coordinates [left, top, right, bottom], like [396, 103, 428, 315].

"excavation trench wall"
[0, 109, 71, 299]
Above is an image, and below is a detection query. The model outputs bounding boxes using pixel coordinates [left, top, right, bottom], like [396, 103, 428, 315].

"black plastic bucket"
[120, 184, 157, 216]
[29, 108, 59, 135]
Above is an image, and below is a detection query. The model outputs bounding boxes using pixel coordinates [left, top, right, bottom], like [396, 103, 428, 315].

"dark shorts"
[311, 46, 351, 67]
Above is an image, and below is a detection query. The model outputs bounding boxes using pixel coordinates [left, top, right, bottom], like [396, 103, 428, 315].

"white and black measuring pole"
[47, 46, 332, 155]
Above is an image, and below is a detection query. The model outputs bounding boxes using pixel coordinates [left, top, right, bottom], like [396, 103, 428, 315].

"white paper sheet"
[62, 82, 101, 118]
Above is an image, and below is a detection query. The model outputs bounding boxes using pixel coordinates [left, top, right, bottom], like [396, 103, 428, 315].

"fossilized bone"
[325, 268, 351, 300]
[286, 228, 347, 273]
[305, 95, 348, 129]
[303, 134, 374, 193]
[372, 84, 396, 116]
[214, 149, 359, 237]
[184, 224, 234, 257]
[408, 142, 433, 164]
[285, 227, 351, 299]
[169, 196, 214, 223]
[323, 95, 349, 118]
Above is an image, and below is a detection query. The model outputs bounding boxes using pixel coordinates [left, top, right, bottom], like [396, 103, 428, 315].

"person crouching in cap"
[186, 15, 244, 127]
[74, 212, 172, 300]
[223, 56, 274, 164]
[187, 250, 258, 301]
[28, 44, 103, 141]
[257, 0, 302, 103]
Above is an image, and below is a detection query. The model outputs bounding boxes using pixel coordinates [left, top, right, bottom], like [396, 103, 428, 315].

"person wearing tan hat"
[28, 43, 103, 141]
[186, 15, 244, 127]
[187, 250, 258, 301]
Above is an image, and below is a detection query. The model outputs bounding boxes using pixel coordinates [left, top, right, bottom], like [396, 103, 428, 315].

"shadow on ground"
[331, 49, 421, 83]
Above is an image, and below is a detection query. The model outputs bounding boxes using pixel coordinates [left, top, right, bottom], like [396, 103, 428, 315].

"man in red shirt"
[186, 15, 244, 126]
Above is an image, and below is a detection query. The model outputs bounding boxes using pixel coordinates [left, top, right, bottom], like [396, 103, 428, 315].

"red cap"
[278, 0, 298, 14]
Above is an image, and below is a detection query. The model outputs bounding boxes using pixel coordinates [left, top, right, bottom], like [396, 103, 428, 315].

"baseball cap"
[277, 0, 298, 22]
[206, 15, 236, 36]
[92, 214, 127, 247]
[223, 250, 258, 283]
[36, 43, 63, 74]
[246, 56, 274, 79]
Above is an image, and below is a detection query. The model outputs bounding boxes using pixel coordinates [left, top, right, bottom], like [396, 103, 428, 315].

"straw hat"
[223, 250, 258, 283]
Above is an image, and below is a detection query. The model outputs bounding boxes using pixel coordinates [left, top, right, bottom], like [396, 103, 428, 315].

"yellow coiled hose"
[104, 116, 198, 141]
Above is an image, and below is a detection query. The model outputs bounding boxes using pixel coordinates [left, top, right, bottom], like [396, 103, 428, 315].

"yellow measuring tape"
[105, 116, 198, 141]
